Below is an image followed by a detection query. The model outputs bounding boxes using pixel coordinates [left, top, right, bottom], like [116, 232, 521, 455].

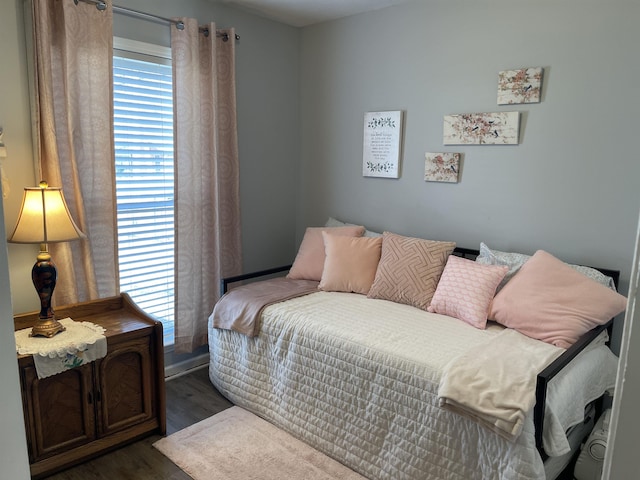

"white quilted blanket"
[208, 291, 613, 480]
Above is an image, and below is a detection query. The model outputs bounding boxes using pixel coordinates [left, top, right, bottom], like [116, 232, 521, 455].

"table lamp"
[8, 181, 86, 337]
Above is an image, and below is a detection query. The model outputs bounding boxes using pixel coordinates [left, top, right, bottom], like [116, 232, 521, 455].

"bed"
[207, 231, 625, 480]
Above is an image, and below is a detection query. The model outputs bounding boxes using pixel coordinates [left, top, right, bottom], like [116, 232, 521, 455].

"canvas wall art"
[363, 110, 403, 178]
[497, 67, 543, 105]
[424, 152, 460, 183]
[443, 111, 520, 145]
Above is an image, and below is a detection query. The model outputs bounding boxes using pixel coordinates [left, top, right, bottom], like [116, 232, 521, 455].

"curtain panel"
[31, 0, 118, 306]
[172, 20, 242, 353]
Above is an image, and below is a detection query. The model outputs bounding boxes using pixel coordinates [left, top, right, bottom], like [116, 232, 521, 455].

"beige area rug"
[153, 406, 367, 480]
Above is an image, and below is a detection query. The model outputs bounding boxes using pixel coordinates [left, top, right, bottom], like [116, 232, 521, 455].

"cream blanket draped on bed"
[438, 328, 564, 441]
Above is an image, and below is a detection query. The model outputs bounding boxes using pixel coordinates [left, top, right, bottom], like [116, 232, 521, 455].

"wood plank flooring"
[43, 366, 232, 480]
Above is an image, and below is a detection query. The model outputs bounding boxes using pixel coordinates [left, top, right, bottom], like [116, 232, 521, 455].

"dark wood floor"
[43, 366, 232, 480]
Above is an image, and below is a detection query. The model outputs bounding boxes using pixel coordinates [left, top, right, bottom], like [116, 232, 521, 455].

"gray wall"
[299, 0, 640, 306]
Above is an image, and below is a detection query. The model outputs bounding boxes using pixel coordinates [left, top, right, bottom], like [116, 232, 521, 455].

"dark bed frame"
[219, 246, 620, 459]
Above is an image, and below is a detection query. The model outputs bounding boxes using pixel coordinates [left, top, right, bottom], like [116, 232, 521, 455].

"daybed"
[208, 226, 626, 480]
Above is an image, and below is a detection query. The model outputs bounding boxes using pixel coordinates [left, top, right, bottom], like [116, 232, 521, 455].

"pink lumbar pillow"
[489, 250, 627, 348]
[428, 255, 508, 329]
[287, 225, 365, 281]
[318, 232, 383, 294]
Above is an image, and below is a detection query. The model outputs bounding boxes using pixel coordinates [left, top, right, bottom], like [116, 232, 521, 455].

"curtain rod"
[74, 0, 240, 41]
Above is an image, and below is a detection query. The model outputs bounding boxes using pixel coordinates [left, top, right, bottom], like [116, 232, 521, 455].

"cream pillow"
[427, 255, 508, 329]
[367, 231, 456, 310]
[489, 250, 627, 348]
[318, 232, 382, 294]
[287, 225, 365, 281]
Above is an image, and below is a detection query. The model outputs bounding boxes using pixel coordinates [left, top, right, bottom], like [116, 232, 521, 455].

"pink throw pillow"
[318, 232, 383, 294]
[287, 226, 365, 281]
[489, 250, 627, 348]
[427, 255, 508, 329]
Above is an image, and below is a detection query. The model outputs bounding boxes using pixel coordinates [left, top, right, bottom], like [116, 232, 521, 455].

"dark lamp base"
[31, 249, 65, 338]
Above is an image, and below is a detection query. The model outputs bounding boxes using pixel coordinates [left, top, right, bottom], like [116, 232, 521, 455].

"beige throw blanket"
[438, 328, 564, 442]
[210, 277, 319, 337]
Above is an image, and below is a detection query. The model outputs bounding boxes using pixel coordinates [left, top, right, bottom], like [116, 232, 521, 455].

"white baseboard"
[164, 353, 209, 380]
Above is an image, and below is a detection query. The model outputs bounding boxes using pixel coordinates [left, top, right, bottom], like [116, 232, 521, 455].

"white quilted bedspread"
[208, 291, 610, 480]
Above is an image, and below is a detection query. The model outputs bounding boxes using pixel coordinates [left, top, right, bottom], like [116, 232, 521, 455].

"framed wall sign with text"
[363, 110, 403, 178]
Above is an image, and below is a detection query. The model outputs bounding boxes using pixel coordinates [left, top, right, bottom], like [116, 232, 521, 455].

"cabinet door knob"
[87, 392, 93, 404]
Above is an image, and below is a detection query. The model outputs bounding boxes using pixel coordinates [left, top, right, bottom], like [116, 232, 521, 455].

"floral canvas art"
[443, 112, 520, 145]
[497, 67, 543, 105]
[425, 153, 460, 183]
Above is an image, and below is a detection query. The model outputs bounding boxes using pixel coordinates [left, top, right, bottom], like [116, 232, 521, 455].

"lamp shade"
[8, 183, 86, 244]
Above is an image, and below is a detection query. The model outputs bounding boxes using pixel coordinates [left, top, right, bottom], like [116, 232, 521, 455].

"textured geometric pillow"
[318, 232, 382, 294]
[427, 255, 508, 329]
[489, 250, 627, 348]
[367, 231, 456, 310]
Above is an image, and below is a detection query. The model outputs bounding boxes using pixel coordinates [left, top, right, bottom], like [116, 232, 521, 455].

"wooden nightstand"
[14, 293, 166, 479]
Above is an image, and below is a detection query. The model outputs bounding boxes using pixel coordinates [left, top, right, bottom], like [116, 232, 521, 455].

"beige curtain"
[172, 20, 242, 353]
[31, 0, 117, 305]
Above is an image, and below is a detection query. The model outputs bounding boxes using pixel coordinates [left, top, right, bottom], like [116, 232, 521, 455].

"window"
[113, 39, 175, 345]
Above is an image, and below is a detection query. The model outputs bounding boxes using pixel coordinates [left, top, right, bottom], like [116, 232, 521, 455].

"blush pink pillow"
[318, 232, 383, 294]
[287, 226, 365, 281]
[489, 250, 627, 348]
[427, 255, 508, 329]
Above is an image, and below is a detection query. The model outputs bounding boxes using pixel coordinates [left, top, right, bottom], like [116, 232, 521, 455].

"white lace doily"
[15, 318, 106, 358]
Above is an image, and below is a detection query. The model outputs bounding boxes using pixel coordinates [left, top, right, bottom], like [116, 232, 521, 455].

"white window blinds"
[113, 54, 175, 345]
